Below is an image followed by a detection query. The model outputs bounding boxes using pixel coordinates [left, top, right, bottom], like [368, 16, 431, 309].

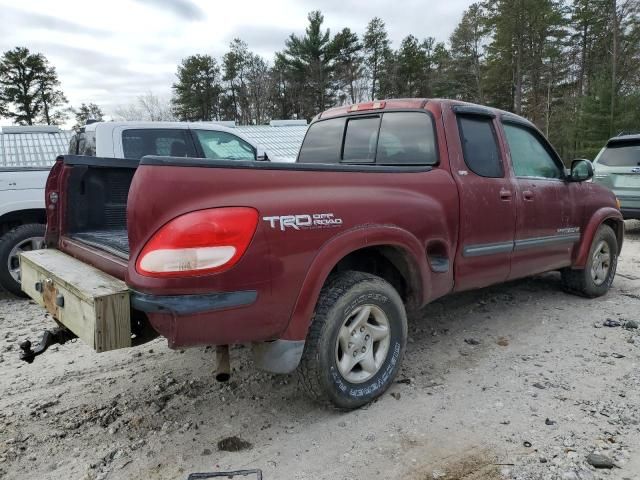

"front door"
[501, 120, 580, 280]
[448, 108, 517, 291]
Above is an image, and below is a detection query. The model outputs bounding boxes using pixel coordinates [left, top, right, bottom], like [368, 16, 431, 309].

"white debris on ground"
[1, 221, 639, 480]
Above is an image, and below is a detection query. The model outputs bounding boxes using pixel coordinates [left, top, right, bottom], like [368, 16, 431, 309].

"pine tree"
[449, 3, 486, 102]
[331, 28, 364, 104]
[279, 11, 337, 118]
[73, 102, 104, 128]
[0, 47, 68, 125]
[363, 18, 391, 100]
[172, 54, 222, 121]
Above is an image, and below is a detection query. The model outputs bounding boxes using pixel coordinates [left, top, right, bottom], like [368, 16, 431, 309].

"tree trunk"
[371, 53, 378, 100]
[514, 27, 523, 114]
[610, 0, 618, 136]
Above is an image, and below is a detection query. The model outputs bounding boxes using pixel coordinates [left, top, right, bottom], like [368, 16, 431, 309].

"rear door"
[501, 119, 580, 279]
[447, 107, 517, 291]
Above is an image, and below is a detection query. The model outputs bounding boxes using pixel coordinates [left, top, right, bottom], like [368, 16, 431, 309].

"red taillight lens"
[136, 207, 258, 278]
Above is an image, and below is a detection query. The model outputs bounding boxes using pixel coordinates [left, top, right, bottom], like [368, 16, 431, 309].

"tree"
[396, 35, 427, 97]
[37, 63, 68, 125]
[363, 17, 391, 99]
[244, 53, 271, 124]
[331, 28, 364, 104]
[222, 39, 250, 123]
[279, 11, 337, 118]
[0, 47, 68, 125]
[114, 92, 175, 121]
[74, 102, 104, 128]
[172, 54, 222, 121]
[449, 3, 486, 102]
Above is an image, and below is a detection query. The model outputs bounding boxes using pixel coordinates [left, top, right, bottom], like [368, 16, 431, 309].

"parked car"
[592, 134, 640, 220]
[19, 99, 623, 409]
[0, 121, 304, 296]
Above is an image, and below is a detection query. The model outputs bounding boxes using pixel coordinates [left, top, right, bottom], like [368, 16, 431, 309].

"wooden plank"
[95, 293, 131, 352]
[20, 249, 131, 352]
[21, 249, 128, 303]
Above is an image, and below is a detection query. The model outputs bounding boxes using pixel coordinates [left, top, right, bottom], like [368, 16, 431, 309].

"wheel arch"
[0, 208, 47, 234]
[573, 207, 624, 268]
[280, 225, 430, 341]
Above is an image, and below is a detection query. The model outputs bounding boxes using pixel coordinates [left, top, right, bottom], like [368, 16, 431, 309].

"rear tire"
[0, 223, 46, 297]
[297, 271, 407, 409]
[561, 224, 618, 298]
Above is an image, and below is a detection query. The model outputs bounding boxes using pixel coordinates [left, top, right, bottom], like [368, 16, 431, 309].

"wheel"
[561, 224, 618, 298]
[0, 223, 46, 297]
[297, 271, 407, 409]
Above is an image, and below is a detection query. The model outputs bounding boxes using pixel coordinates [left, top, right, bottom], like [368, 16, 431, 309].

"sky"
[0, 0, 476, 123]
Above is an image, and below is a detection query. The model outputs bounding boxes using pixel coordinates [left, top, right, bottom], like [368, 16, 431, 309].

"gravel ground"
[1, 221, 639, 480]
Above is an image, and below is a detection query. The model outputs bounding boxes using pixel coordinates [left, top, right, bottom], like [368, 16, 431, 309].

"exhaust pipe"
[215, 345, 231, 382]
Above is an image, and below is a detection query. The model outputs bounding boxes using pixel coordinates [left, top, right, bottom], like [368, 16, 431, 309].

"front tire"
[561, 224, 618, 298]
[297, 271, 407, 409]
[0, 223, 46, 297]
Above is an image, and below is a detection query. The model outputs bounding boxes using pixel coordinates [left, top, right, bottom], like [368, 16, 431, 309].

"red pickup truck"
[21, 99, 623, 409]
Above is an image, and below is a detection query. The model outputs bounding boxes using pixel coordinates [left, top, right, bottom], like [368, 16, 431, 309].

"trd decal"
[263, 213, 343, 231]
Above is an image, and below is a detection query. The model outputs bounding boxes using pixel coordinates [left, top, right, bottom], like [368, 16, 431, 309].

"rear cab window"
[68, 130, 96, 156]
[297, 118, 345, 163]
[298, 111, 438, 166]
[343, 116, 379, 162]
[122, 129, 196, 160]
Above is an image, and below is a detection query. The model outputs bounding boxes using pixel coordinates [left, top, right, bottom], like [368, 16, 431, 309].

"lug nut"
[361, 346, 366, 353]
[360, 326, 365, 333]
[352, 351, 358, 357]
[365, 335, 370, 341]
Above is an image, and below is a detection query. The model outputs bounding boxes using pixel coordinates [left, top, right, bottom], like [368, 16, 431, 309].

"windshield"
[597, 142, 640, 167]
[194, 130, 256, 161]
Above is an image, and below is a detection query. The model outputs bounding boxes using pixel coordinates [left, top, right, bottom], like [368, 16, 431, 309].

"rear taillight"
[136, 207, 258, 278]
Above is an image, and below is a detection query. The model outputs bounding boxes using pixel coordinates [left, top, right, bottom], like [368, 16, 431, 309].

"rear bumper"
[131, 290, 257, 315]
[620, 207, 640, 220]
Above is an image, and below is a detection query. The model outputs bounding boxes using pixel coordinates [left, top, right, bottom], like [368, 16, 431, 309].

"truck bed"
[61, 157, 137, 260]
[69, 229, 129, 259]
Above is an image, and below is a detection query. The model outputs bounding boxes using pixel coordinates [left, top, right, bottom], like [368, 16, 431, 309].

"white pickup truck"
[0, 121, 306, 295]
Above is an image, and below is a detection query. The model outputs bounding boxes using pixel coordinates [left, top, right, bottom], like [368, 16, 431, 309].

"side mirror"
[256, 148, 268, 161]
[569, 159, 593, 182]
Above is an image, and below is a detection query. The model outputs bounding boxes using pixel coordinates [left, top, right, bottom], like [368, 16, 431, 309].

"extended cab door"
[447, 106, 517, 291]
[500, 117, 580, 279]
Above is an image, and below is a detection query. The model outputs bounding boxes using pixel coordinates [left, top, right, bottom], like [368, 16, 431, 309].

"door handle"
[523, 190, 534, 201]
[499, 189, 512, 200]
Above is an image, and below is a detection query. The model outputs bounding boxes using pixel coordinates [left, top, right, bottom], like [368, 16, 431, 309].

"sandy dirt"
[1, 221, 639, 480]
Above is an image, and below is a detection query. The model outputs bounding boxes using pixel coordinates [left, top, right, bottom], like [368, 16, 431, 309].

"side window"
[194, 130, 256, 161]
[376, 112, 437, 165]
[122, 129, 195, 160]
[457, 116, 503, 178]
[503, 123, 563, 179]
[298, 118, 345, 163]
[342, 116, 379, 162]
[68, 134, 79, 154]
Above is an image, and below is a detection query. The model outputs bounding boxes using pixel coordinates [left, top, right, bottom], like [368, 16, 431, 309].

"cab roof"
[315, 98, 527, 126]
